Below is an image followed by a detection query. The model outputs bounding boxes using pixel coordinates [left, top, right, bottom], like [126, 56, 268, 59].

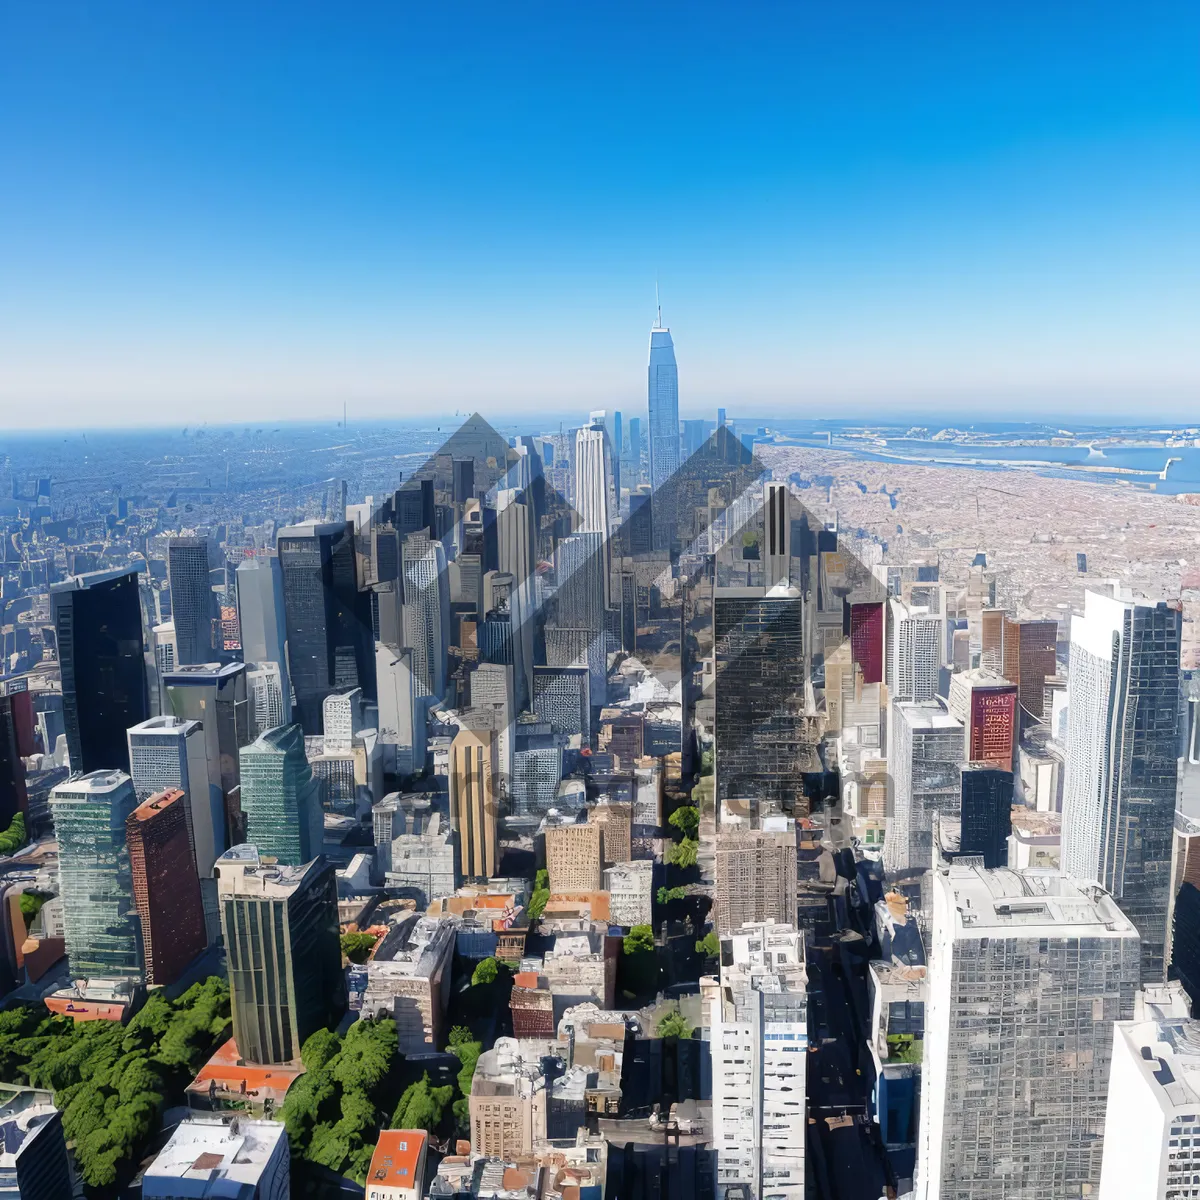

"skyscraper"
[376, 643, 426, 777]
[164, 662, 251, 849]
[511, 744, 563, 817]
[448, 726, 498, 882]
[168, 537, 216, 665]
[887, 597, 943, 704]
[574, 417, 611, 536]
[710, 921, 808, 1200]
[946, 669, 1017, 769]
[1061, 589, 1182, 981]
[50, 770, 142, 978]
[495, 491, 536, 710]
[957, 763, 1014, 869]
[401, 530, 448, 701]
[919, 865, 1139, 1199]
[470, 662, 515, 790]
[278, 520, 375, 734]
[127, 714, 225, 878]
[215, 845, 343, 1065]
[714, 587, 816, 817]
[238, 724, 324, 867]
[236, 555, 291, 721]
[533, 665, 590, 742]
[1095, 991, 1198, 1199]
[1001, 616, 1059, 720]
[126, 789, 208, 985]
[625, 416, 642, 488]
[885, 702, 963, 874]
[246, 662, 288, 738]
[762, 481, 791, 590]
[0, 687, 33, 828]
[51, 566, 150, 774]
[647, 319, 679, 548]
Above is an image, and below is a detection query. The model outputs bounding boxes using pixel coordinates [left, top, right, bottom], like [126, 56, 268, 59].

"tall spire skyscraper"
[647, 313, 680, 549]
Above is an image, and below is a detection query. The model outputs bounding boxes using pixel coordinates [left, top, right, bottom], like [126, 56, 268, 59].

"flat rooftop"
[367, 1129, 427, 1191]
[893, 703, 962, 732]
[1116, 1018, 1200, 1114]
[939, 865, 1137, 939]
[146, 1116, 285, 1184]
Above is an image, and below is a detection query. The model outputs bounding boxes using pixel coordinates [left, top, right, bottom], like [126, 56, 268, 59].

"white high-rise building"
[152, 619, 177, 677]
[376, 644, 425, 776]
[887, 597, 942, 704]
[710, 920, 808, 1200]
[1099, 998, 1200, 1199]
[127, 714, 224, 878]
[918, 865, 1140, 1200]
[647, 319, 680, 549]
[246, 662, 287, 738]
[884, 702, 963, 874]
[1061, 588, 1182, 982]
[322, 687, 365, 752]
[575, 418, 611, 536]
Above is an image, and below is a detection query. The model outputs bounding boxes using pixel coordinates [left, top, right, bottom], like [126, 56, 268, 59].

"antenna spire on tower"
[655, 277, 662, 329]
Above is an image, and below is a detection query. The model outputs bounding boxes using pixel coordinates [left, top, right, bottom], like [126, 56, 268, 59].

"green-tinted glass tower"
[238, 724, 323, 866]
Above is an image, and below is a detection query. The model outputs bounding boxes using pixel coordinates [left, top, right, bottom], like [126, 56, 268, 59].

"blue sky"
[2, 2, 1198, 428]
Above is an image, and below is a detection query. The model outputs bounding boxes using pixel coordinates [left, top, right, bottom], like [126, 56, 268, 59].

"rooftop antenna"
[654, 277, 662, 329]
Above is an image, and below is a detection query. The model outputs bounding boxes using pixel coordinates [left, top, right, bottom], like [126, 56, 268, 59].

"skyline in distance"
[2, 3, 1199, 429]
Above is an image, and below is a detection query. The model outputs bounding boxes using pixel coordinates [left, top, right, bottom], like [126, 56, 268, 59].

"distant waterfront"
[763, 423, 1200, 494]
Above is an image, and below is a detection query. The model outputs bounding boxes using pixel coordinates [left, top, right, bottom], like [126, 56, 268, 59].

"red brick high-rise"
[126, 789, 207, 985]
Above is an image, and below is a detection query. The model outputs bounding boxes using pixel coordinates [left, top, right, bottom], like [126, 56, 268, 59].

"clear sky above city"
[2, 2, 1199, 428]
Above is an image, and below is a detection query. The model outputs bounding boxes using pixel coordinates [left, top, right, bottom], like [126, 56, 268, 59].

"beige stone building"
[469, 1038, 551, 1157]
[589, 800, 632, 865]
[713, 829, 798, 936]
[449, 726, 498, 882]
[545, 822, 602, 892]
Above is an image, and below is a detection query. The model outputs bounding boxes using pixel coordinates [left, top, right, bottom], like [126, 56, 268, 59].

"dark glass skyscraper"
[167, 536, 215, 665]
[51, 566, 150, 774]
[713, 587, 817, 817]
[958, 763, 1014, 869]
[0, 687, 34, 827]
[277, 520, 375, 733]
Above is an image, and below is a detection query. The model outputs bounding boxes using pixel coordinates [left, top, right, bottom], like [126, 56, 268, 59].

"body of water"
[771, 432, 1200, 494]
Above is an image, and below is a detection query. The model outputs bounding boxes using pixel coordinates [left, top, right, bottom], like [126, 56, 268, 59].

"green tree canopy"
[668, 806, 699, 837]
[623, 924, 655, 955]
[666, 838, 698, 868]
[0, 812, 27, 856]
[695, 931, 720, 958]
[657, 885, 687, 905]
[340, 931, 378, 964]
[656, 1008, 694, 1039]
[471, 957, 500, 986]
[391, 1072, 453, 1132]
[0, 978, 231, 1190]
[300, 1027, 342, 1073]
